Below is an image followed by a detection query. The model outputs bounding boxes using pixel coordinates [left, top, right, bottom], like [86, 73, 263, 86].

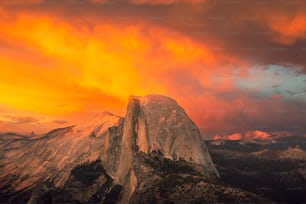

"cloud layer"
[0, 0, 305, 138]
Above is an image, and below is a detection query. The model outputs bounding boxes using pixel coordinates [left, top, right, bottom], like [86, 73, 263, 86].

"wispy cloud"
[52, 120, 69, 124]
[3, 115, 40, 124]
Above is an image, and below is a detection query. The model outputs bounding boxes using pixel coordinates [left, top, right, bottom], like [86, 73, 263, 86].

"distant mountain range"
[207, 136, 306, 203]
[213, 130, 299, 141]
[208, 135, 306, 153]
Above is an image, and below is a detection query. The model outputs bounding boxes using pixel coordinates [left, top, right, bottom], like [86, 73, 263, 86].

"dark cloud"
[56, 104, 67, 107]
[52, 120, 69, 124]
[5, 0, 306, 71]
[3, 115, 40, 124]
[207, 96, 305, 137]
[272, 84, 280, 88]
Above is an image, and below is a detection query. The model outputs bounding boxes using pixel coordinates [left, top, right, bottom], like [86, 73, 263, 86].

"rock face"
[0, 112, 123, 194]
[117, 95, 219, 202]
[0, 94, 266, 203]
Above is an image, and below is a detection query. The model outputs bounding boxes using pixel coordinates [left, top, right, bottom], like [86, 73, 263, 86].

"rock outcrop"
[116, 94, 219, 202]
[130, 95, 217, 173]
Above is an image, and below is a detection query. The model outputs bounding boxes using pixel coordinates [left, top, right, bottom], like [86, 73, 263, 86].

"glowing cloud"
[0, 2, 306, 138]
[268, 14, 306, 45]
[0, 13, 228, 116]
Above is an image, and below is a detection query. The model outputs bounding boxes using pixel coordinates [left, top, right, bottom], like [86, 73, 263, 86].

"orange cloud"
[271, 94, 283, 100]
[1, 5, 305, 138]
[128, 0, 206, 4]
[0, 0, 43, 5]
[213, 130, 293, 141]
[245, 130, 270, 140]
[0, 12, 233, 123]
[227, 133, 242, 140]
[262, 13, 306, 45]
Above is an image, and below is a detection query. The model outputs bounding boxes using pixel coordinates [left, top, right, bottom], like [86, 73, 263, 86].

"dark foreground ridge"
[0, 94, 269, 203]
[207, 137, 306, 203]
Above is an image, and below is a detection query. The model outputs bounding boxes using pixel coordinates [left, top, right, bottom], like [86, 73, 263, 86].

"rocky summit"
[0, 94, 266, 203]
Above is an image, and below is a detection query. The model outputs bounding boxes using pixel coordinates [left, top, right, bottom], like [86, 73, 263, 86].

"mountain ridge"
[0, 94, 267, 203]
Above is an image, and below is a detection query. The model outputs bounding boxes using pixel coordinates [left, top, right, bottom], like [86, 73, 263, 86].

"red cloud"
[213, 130, 293, 141]
[0, 2, 305, 139]
[266, 14, 306, 45]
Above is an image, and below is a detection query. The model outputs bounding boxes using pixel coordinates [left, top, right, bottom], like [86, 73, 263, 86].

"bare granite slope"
[117, 95, 219, 202]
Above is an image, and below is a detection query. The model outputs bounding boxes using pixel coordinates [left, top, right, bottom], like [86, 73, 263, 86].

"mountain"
[213, 130, 294, 141]
[0, 94, 267, 203]
[207, 137, 306, 203]
[116, 94, 221, 202]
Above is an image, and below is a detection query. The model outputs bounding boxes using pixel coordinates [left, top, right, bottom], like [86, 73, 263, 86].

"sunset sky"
[0, 0, 306, 138]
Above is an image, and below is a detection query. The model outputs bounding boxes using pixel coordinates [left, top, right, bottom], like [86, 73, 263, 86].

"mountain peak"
[128, 94, 181, 110]
[118, 94, 219, 178]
